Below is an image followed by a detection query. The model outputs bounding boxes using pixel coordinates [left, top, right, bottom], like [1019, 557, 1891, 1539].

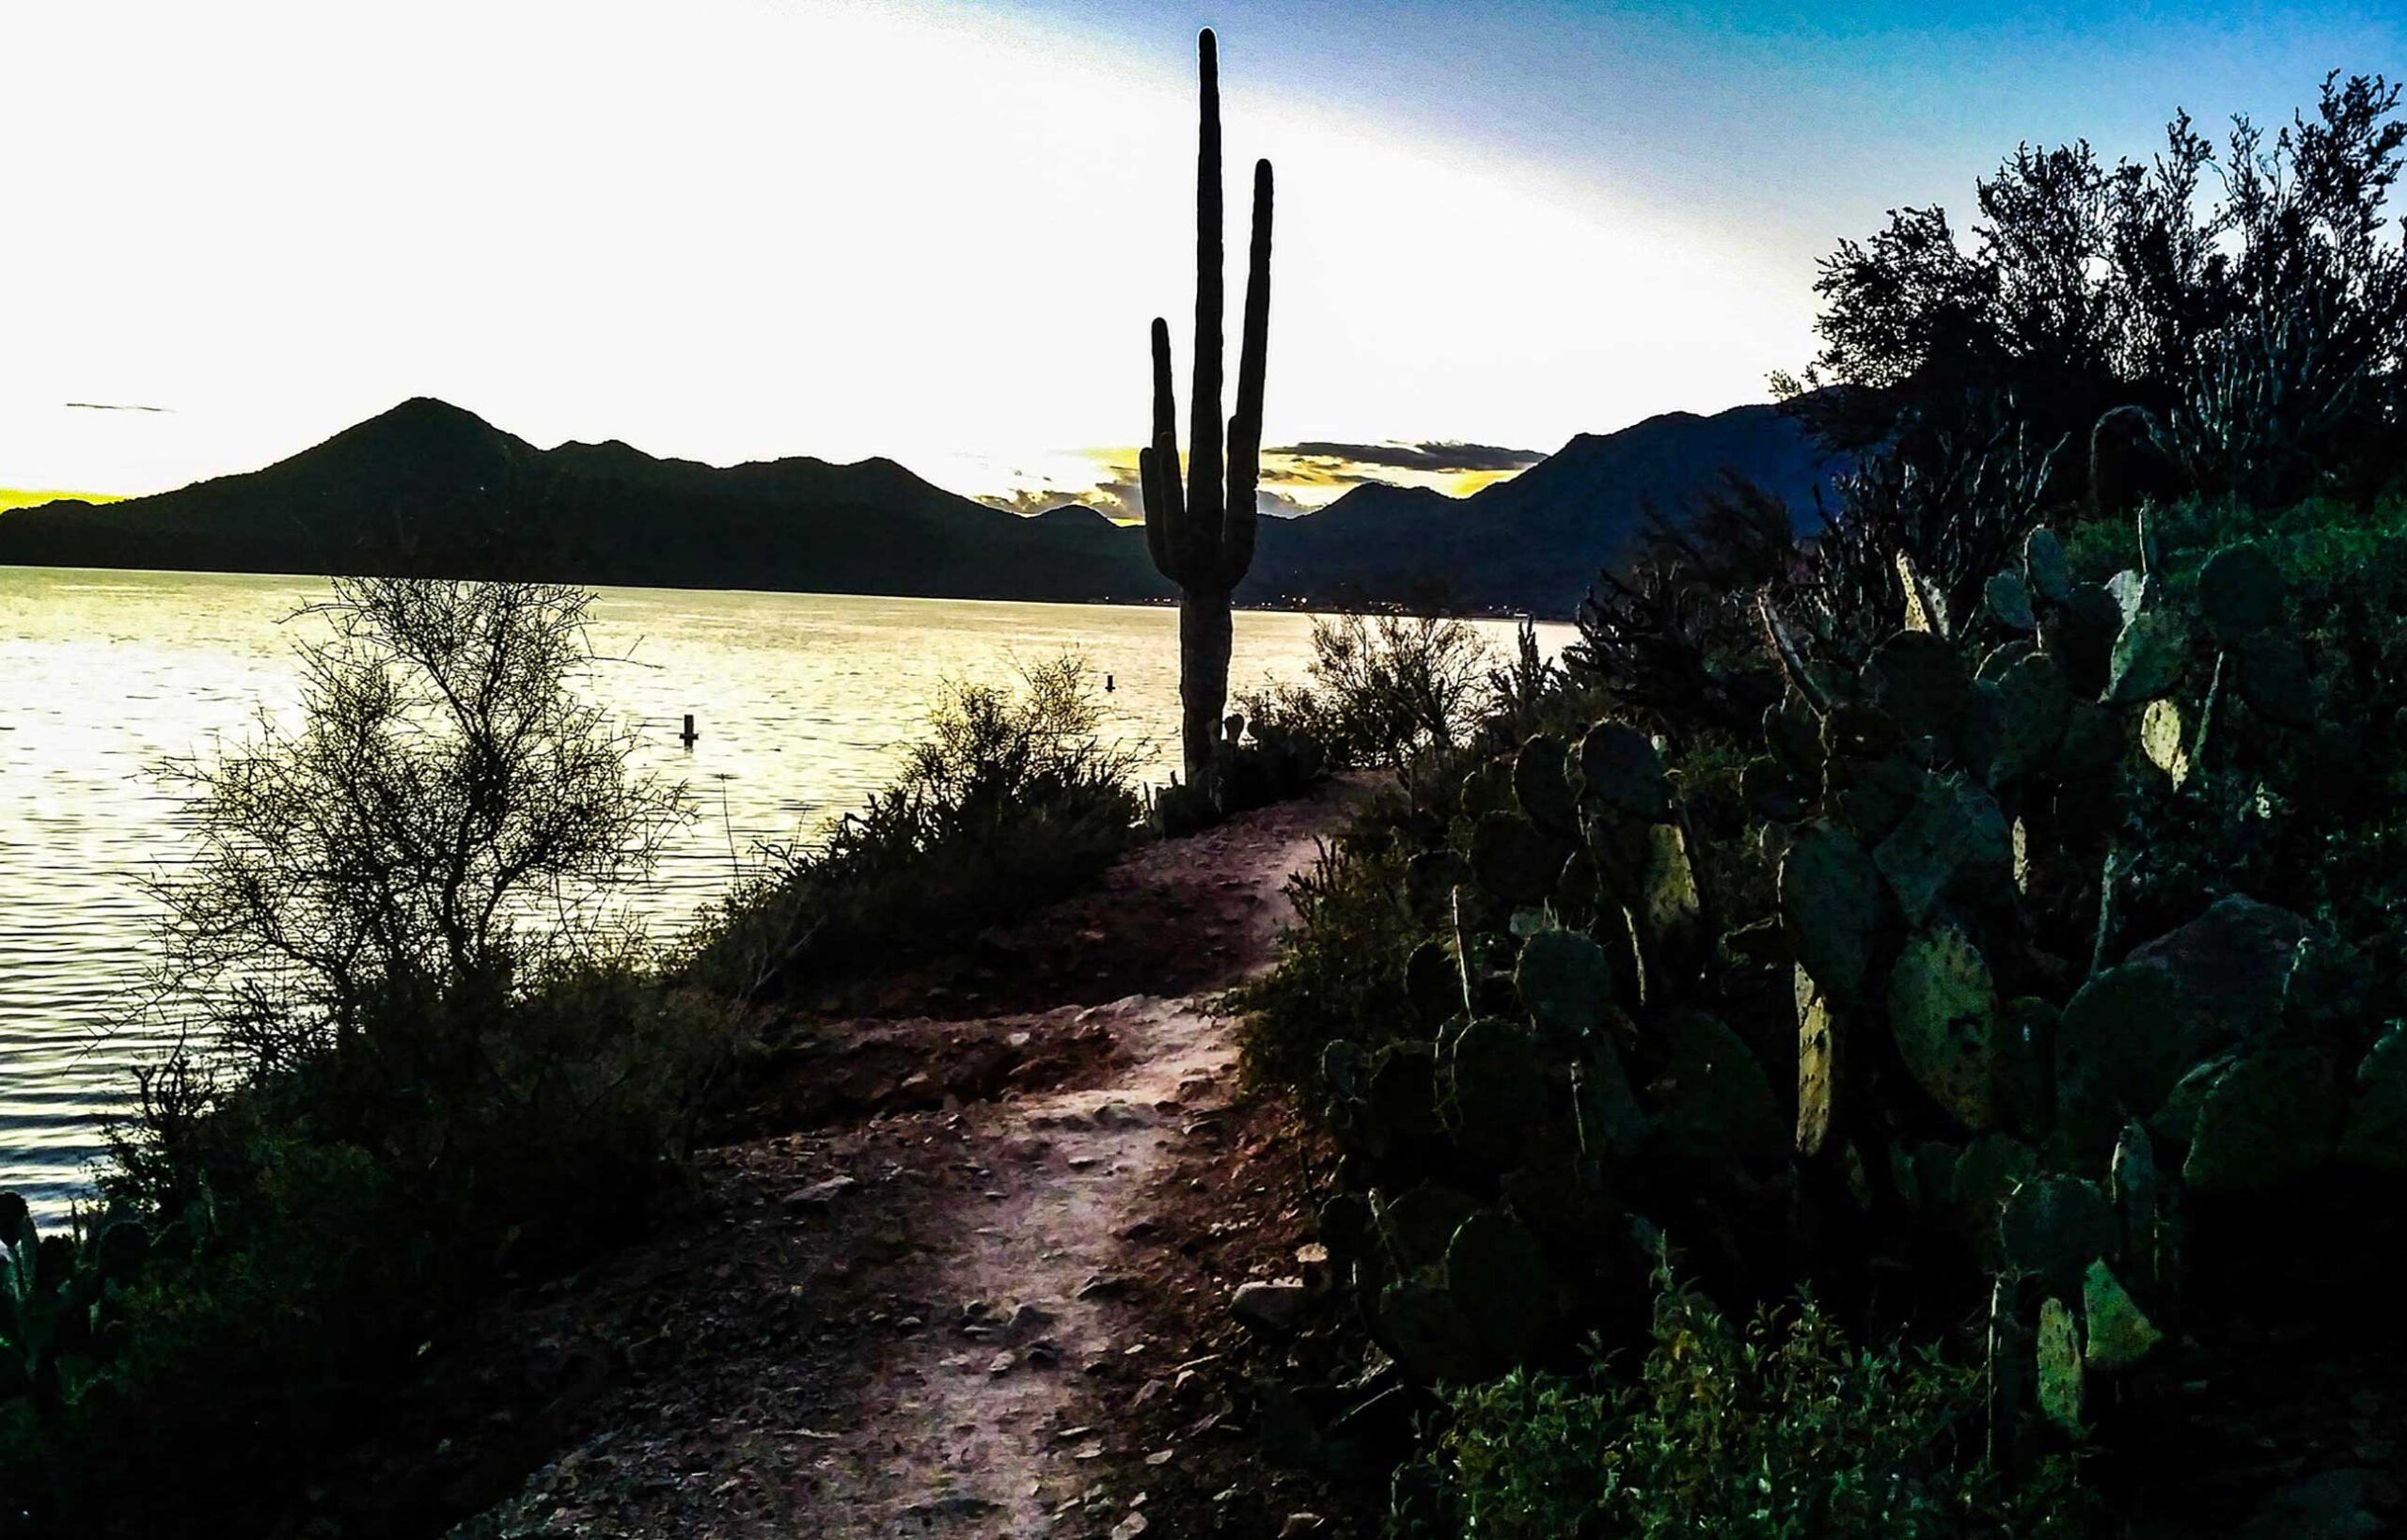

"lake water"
[0, 566, 1571, 1220]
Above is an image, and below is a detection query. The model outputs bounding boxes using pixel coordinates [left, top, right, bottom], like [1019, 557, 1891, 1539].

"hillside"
[0, 398, 1835, 617]
[0, 399, 1172, 605]
[1240, 402, 1836, 614]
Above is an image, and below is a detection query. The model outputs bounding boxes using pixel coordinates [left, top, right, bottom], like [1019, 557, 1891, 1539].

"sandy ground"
[453, 778, 1365, 1539]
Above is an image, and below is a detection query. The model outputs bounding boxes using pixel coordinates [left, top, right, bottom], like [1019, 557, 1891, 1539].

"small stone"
[1109, 1514, 1149, 1539]
[1144, 1448, 1174, 1466]
[1231, 1278, 1312, 1335]
[1131, 1378, 1169, 1408]
[988, 1351, 1017, 1375]
[781, 1176, 858, 1212]
[1280, 1516, 1327, 1538]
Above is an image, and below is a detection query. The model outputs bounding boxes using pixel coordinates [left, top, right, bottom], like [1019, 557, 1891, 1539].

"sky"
[2, 0, 2399, 519]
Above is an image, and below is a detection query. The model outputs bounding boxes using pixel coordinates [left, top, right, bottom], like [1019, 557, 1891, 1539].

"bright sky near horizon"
[3, 0, 2399, 516]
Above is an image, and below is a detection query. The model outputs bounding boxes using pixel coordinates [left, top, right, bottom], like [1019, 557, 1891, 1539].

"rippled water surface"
[1, 567, 1569, 1218]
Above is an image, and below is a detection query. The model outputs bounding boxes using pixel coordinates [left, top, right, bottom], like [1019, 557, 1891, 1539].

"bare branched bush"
[1266, 613, 1496, 768]
[117, 577, 713, 1229]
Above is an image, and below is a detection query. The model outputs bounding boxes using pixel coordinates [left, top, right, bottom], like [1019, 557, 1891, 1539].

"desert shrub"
[1392, 1270, 2088, 1540]
[1244, 613, 1496, 770]
[1, 578, 733, 1537]
[682, 655, 1141, 999]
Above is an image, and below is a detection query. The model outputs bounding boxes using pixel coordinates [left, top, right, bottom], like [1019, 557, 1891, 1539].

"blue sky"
[2, 0, 2399, 514]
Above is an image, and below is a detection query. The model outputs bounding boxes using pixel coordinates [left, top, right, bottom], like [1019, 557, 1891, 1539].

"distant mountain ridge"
[0, 397, 1836, 617]
[1245, 402, 1836, 615]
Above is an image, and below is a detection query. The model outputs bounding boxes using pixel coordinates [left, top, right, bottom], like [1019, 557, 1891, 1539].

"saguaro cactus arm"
[1223, 156, 1272, 584]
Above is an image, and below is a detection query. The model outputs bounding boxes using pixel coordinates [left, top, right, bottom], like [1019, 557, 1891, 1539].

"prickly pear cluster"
[1309, 509, 2406, 1464]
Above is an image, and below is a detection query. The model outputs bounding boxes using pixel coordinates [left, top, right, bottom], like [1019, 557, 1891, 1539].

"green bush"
[1, 578, 737, 1537]
[1393, 1270, 2089, 1540]
[679, 655, 1141, 1000]
[1241, 613, 1496, 770]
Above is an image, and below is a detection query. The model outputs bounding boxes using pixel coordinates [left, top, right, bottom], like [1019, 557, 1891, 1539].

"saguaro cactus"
[1141, 27, 1273, 794]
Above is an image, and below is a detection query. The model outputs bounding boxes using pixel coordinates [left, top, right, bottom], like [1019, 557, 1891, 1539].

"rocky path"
[464, 780, 1361, 1539]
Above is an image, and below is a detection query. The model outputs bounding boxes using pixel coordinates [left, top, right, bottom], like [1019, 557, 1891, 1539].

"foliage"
[1781, 74, 2407, 505]
[4, 578, 735, 1537]
[681, 656, 1141, 999]
[1392, 1269, 2088, 1539]
[1241, 613, 1497, 771]
[1250, 489, 2407, 1531]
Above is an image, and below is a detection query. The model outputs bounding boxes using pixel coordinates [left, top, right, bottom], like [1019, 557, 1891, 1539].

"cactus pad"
[2140, 698, 2190, 785]
[2339, 1025, 2407, 1171]
[1445, 1018, 1550, 1171]
[2103, 608, 2191, 704]
[2025, 526, 2071, 604]
[2234, 630, 2316, 728]
[1987, 570, 2037, 631]
[2082, 1259, 2161, 1371]
[1653, 1011, 1785, 1167]
[1796, 966, 1839, 1158]
[2037, 1296, 2085, 1434]
[1406, 938, 1465, 1028]
[2183, 1046, 2337, 1196]
[1376, 1274, 1488, 1383]
[1512, 733, 1579, 837]
[1991, 653, 2071, 785]
[1471, 809, 1558, 909]
[1999, 1173, 2114, 1294]
[1887, 926, 2002, 1128]
[2055, 963, 2199, 1158]
[1780, 821, 1890, 1002]
[1873, 772, 2011, 927]
[1516, 930, 1614, 1041]
[1577, 722, 1668, 821]
[1445, 1208, 1552, 1371]
[2196, 542, 2286, 639]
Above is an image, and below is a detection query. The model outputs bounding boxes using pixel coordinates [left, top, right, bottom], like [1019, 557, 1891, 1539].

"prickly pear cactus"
[1515, 930, 1614, 1042]
[2183, 1046, 2338, 1196]
[2025, 526, 2071, 605]
[2000, 1173, 2115, 1295]
[1444, 1018, 1550, 1171]
[1445, 1208, 1552, 1371]
[2195, 542, 2286, 640]
[1990, 653, 2070, 785]
[2082, 1258, 2161, 1371]
[1887, 926, 2002, 1128]
[2103, 608, 2191, 705]
[1872, 773, 2011, 927]
[2055, 963, 2199, 1158]
[1651, 1011, 1785, 1167]
[1795, 967, 1839, 1158]
[1577, 722, 1667, 822]
[1780, 822, 1890, 1002]
[1512, 732, 1579, 838]
[2036, 1296, 2086, 1434]
[2140, 698, 2190, 785]
[2339, 1024, 2407, 1171]
[1987, 570, 2037, 632]
[1470, 809, 1557, 910]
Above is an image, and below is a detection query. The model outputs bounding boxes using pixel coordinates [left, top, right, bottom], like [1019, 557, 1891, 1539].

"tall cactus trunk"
[1179, 587, 1235, 787]
[1140, 27, 1272, 802]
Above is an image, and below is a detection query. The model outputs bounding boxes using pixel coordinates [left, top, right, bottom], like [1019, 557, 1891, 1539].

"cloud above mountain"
[976, 437, 1541, 524]
[1268, 440, 1545, 477]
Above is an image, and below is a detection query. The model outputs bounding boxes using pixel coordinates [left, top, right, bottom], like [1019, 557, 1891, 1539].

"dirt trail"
[469, 779, 1361, 1540]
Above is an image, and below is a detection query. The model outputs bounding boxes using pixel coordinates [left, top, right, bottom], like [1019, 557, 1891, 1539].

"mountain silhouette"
[1239, 403, 1836, 614]
[0, 398, 1833, 616]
